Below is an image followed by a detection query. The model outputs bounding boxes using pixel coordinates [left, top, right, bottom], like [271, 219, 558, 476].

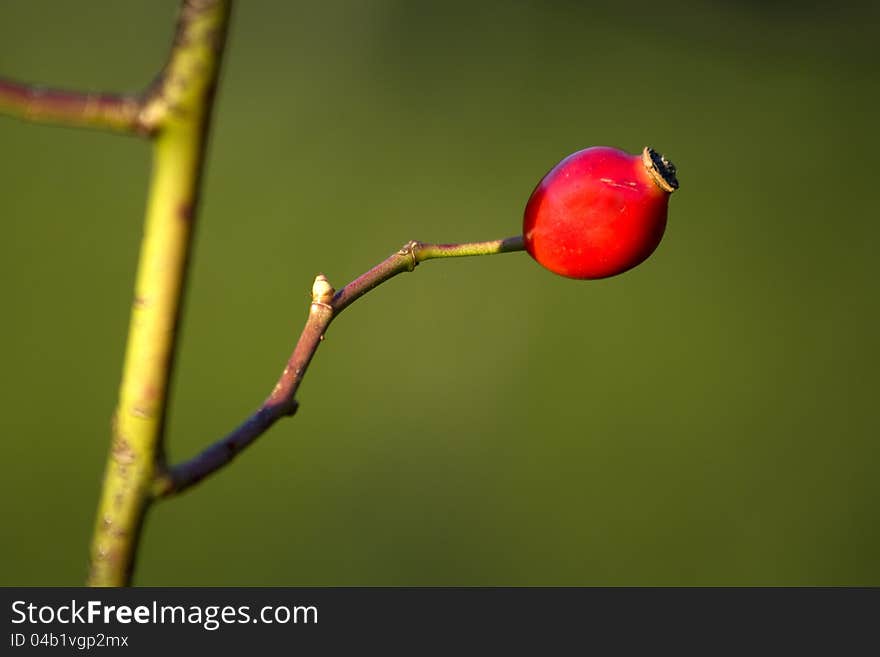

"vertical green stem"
[87, 0, 231, 587]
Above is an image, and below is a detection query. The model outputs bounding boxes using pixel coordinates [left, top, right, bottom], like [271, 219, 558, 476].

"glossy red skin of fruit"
[523, 146, 672, 279]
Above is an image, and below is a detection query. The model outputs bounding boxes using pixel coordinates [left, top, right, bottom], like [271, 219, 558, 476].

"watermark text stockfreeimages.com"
[11, 599, 317, 632]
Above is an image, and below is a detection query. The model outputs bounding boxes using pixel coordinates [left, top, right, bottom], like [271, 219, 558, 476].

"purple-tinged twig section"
[0, 0, 233, 138]
[0, 78, 150, 135]
[154, 236, 524, 497]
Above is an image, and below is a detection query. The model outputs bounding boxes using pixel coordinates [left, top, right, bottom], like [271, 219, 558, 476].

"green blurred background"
[1, 1, 877, 585]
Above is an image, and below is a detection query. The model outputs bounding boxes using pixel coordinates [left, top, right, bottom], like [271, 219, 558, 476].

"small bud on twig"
[311, 274, 335, 308]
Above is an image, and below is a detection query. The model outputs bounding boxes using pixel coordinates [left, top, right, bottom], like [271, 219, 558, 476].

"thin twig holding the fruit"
[154, 236, 525, 497]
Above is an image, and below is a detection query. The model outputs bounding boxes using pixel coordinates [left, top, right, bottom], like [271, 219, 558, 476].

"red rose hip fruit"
[523, 146, 678, 279]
